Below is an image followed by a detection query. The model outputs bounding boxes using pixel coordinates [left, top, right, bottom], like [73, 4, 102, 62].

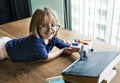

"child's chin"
[45, 36, 53, 39]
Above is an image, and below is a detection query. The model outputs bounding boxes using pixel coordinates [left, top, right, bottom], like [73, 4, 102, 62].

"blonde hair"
[29, 7, 59, 37]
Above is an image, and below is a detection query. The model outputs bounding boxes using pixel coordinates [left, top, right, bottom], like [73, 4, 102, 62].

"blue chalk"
[49, 80, 65, 83]
[72, 42, 78, 46]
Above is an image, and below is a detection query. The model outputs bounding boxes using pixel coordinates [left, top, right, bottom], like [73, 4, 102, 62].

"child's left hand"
[70, 46, 80, 52]
[62, 47, 73, 55]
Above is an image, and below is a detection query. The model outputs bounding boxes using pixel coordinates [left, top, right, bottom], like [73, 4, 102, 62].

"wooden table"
[0, 18, 120, 83]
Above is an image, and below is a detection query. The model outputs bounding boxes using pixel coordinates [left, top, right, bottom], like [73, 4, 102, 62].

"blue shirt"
[5, 35, 69, 62]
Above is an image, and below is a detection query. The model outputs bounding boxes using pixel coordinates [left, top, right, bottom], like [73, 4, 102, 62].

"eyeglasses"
[39, 24, 60, 32]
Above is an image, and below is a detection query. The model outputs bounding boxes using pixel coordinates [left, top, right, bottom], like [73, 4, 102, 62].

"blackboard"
[62, 52, 119, 77]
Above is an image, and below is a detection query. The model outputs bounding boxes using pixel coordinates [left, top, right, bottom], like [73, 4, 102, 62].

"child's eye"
[51, 24, 55, 27]
[43, 24, 49, 28]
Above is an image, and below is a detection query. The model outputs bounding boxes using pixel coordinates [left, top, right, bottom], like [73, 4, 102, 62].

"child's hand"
[70, 46, 80, 52]
[62, 47, 73, 55]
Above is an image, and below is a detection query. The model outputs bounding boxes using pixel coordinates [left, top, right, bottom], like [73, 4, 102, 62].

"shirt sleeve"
[54, 37, 70, 49]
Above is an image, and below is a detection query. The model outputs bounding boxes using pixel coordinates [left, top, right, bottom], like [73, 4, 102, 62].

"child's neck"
[44, 39, 49, 45]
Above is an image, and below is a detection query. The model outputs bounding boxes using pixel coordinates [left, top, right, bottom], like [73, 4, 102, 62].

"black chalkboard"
[62, 52, 119, 77]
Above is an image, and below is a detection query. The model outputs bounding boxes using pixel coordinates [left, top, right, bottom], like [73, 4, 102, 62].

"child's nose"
[47, 28, 53, 32]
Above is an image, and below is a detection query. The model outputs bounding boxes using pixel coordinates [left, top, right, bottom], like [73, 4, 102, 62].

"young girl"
[0, 7, 80, 62]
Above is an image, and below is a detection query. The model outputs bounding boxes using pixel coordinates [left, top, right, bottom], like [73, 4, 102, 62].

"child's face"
[38, 16, 60, 39]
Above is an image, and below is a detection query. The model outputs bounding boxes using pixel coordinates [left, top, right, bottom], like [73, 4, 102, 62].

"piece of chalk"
[80, 45, 84, 60]
[72, 42, 79, 46]
[49, 80, 64, 83]
[46, 76, 64, 83]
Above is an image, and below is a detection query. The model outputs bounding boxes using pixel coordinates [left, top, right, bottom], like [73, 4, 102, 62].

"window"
[68, 0, 120, 47]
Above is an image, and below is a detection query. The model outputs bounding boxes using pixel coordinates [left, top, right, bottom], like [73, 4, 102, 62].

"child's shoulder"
[52, 37, 60, 40]
[51, 37, 63, 43]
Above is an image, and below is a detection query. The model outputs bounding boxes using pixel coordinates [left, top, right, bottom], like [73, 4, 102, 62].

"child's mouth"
[45, 32, 53, 36]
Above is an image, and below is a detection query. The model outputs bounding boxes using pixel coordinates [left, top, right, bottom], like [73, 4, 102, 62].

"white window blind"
[71, 0, 120, 47]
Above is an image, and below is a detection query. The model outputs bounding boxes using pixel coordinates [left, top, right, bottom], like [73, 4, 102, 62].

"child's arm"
[42, 47, 73, 62]
[62, 39, 80, 52]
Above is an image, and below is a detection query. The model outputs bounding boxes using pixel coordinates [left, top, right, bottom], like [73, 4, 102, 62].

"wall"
[31, 0, 65, 28]
[0, 0, 31, 24]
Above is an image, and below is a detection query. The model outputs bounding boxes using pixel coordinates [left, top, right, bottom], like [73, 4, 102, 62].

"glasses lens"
[40, 24, 60, 32]
[52, 25, 60, 31]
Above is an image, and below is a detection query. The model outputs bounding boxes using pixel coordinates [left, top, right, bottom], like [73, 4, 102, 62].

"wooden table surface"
[0, 18, 120, 83]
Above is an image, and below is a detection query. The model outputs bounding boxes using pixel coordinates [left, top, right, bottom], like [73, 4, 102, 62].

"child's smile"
[44, 30, 54, 39]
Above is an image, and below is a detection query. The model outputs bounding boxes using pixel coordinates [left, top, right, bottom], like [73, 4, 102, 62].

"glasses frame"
[39, 24, 60, 32]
